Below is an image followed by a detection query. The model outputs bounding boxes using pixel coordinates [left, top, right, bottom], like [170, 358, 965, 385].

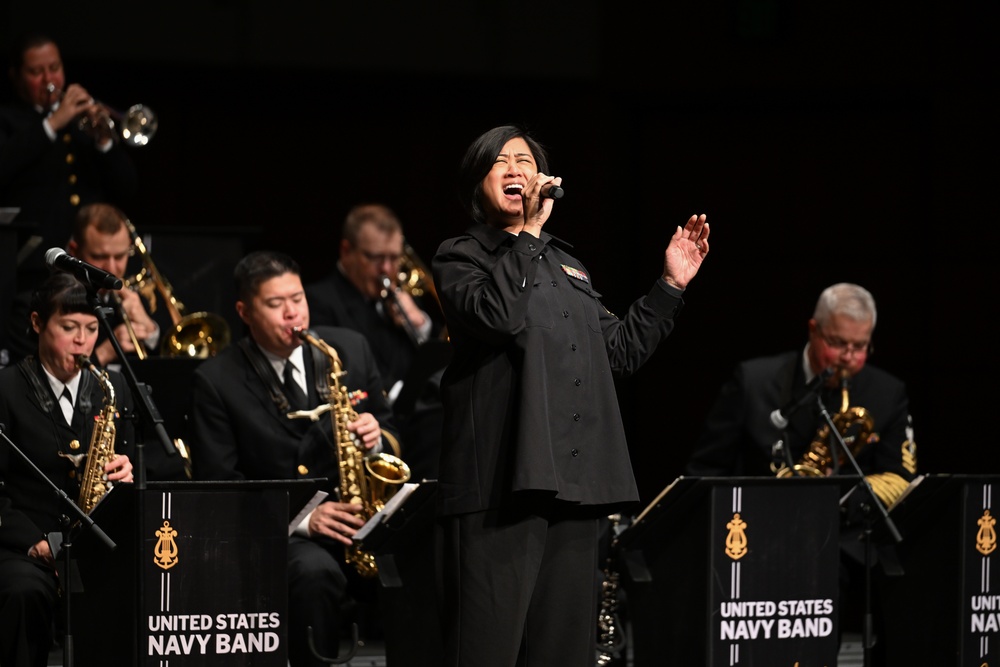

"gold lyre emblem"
[153, 520, 179, 570]
[977, 510, 997, 556]
[725, 513, 748, 560]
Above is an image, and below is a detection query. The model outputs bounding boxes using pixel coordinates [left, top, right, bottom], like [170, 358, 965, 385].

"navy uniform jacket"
[685, 349, 918, 505]
[0, 356, 135, 558]
[189, 326, 399, 491]
[431, 223, 685, 516]
[0, 100, 138, 277]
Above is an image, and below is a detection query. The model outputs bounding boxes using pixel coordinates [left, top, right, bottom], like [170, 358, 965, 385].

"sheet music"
[354, 482, 420, 542]
[288, 490, 329, 536]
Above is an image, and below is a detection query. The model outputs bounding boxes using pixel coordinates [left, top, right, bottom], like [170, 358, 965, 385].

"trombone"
[111, 290, 147, 360]
[122, 220, 231, 358]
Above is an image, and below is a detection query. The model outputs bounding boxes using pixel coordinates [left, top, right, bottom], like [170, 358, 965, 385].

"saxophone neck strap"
[17, 355, 95, 416]
[237, 338, 291, 414]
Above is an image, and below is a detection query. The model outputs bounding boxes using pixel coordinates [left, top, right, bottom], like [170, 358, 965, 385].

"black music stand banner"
[875, 473, 1000, 665]
[72, 480, 320, 666]
[617, 476, 842, 666]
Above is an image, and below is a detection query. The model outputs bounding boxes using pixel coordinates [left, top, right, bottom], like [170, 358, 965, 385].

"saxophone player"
[684, 282, 918, 665]
[189, 251, 411, 667]
[0, 272, 135, 667]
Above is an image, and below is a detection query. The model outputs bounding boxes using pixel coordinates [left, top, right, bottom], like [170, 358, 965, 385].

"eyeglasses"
[819, 332, 872, 355]
[359, 250, 402, 266]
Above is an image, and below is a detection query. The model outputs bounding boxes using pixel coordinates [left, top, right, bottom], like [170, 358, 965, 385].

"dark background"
[2, 2, 994, 505]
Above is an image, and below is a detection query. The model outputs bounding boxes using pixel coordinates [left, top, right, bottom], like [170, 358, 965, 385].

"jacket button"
[297, 465, 309, 475]
[551, 280, 558, 287]
[69, 439, 81, 450]
[528, 243, 536, 251]
[574, 378, 581, 386]
[571, 344, 577, 351]
[571, 449, 579, 457]
[573, 413, 581, 421]
[563, 310, 570, 318]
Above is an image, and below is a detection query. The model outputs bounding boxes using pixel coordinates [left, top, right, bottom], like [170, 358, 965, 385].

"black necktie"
[283, 362, 308, 411]
[60, 387, 74, 425]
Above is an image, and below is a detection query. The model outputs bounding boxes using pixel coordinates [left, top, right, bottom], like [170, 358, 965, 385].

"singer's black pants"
[441, 498, 602, 667]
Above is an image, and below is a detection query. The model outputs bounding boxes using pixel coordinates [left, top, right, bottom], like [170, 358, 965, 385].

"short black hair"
[29, 272, 91, 337]
[233, 250, 300, 303]
[458, 124, 551, 225]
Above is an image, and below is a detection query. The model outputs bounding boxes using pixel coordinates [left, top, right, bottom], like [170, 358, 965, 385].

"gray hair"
[813, 283, 877, 330]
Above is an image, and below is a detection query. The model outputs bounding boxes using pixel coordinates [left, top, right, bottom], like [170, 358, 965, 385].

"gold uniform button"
[68, 174, 77, 185]
[69, 439, 81, 450]
[62, 133, 72, 143]
[68, 470, 76, 479]
[69, 194, 80, 206]
[297, 465, 309, 476]
[66, 153, 75, 164]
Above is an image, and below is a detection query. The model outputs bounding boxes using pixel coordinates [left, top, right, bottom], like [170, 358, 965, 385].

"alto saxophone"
[295, 328, 411, 578]
[76, 355, 119, 513]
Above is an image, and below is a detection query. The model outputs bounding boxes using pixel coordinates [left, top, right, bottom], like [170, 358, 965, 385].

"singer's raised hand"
[663, 214, 710, 290]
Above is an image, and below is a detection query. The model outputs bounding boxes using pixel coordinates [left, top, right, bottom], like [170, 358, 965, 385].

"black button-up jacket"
[432, 223, 684, 516]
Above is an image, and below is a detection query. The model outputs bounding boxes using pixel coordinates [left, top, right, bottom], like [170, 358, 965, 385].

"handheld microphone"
[45, 247, 123, 290]
[769, 367, 835, 430]
[541, 184, 564, 199]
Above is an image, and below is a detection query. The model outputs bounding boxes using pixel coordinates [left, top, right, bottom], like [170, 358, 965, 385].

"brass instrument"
[122, 219, 231, 358]
[295, 327, 411, 578]
[775, 369, 878, 478]
[379, 274, 421, 347]
[45, 83, 158, 147]
[75, 355, 119, 513]
[395, 241, 447, 341]
[110, 290, 147, 360]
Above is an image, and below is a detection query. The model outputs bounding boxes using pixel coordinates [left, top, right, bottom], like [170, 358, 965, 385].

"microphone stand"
[815, 395, 903, 667]
[0, 425, 116, 667]
[88, 286, 178, 664]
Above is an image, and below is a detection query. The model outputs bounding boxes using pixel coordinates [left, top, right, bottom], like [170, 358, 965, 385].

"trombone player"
[4, 203, 164, 368]
[0, 31, 138, 288]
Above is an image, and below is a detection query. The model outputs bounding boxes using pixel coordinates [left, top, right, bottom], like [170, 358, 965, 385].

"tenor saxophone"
[295, 328, 411, 578]
[75, 354, 119, 513]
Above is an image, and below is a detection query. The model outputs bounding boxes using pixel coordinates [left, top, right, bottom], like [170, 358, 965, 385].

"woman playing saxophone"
[0, 272, 135, 667]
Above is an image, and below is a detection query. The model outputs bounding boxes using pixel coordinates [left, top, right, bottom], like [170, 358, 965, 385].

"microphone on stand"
[769, 367, 836, 430]
[45, 248, 123, 290]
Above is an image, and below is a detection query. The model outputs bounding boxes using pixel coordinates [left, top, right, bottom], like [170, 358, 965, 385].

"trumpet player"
[305, 203, 447, 402]
[0, 31, 138, 287]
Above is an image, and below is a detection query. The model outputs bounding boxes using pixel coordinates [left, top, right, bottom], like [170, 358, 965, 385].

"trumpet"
[122, 219, 231, 358]
[45, 83, 158, 147]
[392, 241, 448, 342]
